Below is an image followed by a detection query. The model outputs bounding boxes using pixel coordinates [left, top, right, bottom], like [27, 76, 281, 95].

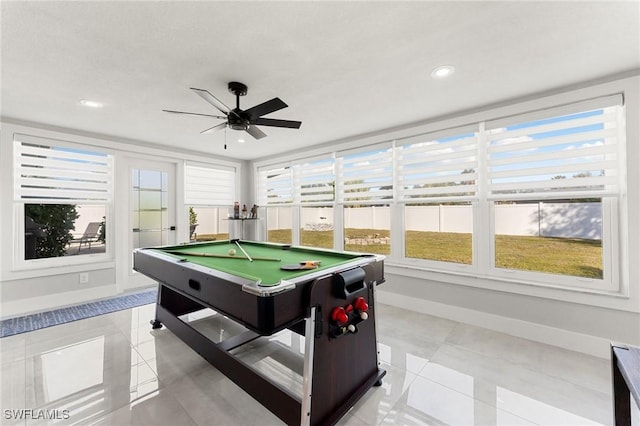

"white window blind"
[486, 97, 623, 200]
[397, 131, 478, 202]
[14, 137, 113, 203]
[257, 165, 293, 205]
[294, 158, 335, 204]
[336, 146, 393, 204]
[184, 164, 235, 205]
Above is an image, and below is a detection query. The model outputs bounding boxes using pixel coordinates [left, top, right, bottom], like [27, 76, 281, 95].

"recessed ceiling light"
[238, 139, 245, 143]
[431, 65, 455, 79]
[79, 99, 103, 108]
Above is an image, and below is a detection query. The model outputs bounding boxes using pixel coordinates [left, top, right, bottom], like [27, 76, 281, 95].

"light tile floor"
[1, 302, 637, 425]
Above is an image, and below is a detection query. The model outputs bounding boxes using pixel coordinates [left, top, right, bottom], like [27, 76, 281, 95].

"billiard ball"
[228, 248, 236, 256]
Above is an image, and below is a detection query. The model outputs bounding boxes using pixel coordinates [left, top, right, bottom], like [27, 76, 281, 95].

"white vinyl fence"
[266, 203, 602, 240]
[188, 207, 229, 236]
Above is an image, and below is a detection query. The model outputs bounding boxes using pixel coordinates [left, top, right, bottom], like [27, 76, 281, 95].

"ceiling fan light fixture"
[431, 65, 455, 79]
[229, 122, 249, 131]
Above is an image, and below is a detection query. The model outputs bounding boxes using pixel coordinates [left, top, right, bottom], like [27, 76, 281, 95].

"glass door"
[123, 159, 176, 290]
[132, 168, 173, 248]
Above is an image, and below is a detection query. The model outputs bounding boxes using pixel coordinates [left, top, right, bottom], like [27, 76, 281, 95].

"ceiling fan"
[163, 82, 302, 140]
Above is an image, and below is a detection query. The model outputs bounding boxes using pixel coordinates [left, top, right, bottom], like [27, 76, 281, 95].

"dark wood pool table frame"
[133, 241, 386, 426]
[611, 343, 640, 426]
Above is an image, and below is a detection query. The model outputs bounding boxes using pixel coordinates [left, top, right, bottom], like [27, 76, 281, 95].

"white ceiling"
[2, 1, 639, 161]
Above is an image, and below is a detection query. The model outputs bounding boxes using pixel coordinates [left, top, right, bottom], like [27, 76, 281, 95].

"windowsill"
[384, 262, 637, 313]
[6, 257, 116, 281]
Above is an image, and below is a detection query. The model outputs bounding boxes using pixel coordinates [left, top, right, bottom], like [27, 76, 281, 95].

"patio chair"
[73, 222, 102, 252]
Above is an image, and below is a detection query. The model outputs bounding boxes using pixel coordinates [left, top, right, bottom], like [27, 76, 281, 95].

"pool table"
[133, 239, 385, 426]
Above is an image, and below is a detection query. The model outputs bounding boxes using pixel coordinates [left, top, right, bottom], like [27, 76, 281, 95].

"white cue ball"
[228, 248, 236, 256]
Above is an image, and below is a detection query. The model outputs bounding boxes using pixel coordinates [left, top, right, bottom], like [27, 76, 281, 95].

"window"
[257, 165, 293, 206]
[187, 207, 229, 242]
[486, 96, 622, 288]
[254, 93, 626, 293]
[14, 137, 113, 262]
[344, 205, 391, 255]
[295, 157, 335, 204]
[336, 145, 393, 253]
[258, 165, 294, 244]
[300, 206, 334, 248]
[297, 158, 335, 248]
[184, 163, 235, 242]
[266, 206, 293, 244]
[493, 200, 603, 279]
[404, 202, 473, 264]
[336, 145, 393, 205]
[397, 130, 478, 266]
[258, 158, 336, 248]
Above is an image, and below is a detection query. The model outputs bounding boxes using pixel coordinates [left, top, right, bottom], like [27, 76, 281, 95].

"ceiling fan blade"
[200, 122, 227, 134]
[253, 117, 302, 129]
[163, 109, 226, 120]
[190, 87, 233, 115]
[244, 98, 288, 119]
[245, 125, 267, 140]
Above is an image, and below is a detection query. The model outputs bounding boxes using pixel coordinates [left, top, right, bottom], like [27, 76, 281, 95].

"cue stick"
[165, 251, 281, 261]
[233, 239, 253, 262]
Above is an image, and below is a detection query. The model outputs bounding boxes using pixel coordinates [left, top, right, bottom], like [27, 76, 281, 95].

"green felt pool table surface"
[153, 240, 369, 286]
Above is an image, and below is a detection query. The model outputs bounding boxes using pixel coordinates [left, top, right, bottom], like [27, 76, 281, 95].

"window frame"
[12, 136, 115, 270]
[400, 201, 476, 272]
[343, 203, 392, 256]
[486, 198, 618, 292]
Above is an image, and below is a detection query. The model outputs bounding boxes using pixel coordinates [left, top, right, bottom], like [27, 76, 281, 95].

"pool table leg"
[150, 284, 212, 330]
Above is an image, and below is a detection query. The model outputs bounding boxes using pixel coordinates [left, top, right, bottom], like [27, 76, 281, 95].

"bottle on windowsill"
[234, 202, 240, 219]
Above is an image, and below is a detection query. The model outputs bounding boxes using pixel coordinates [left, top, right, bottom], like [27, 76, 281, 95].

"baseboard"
[377, 290, 611, 359]
[0, 285, 121, 320]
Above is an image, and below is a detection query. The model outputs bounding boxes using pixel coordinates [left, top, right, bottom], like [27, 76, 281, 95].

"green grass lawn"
[267, 229, 602, 279]
[495, 234, 602, 279]
[267, 229, 293, 244]
[268, 228, 391, 253]
[405, 231, 472, 264]
[269, 229, 336, 249]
